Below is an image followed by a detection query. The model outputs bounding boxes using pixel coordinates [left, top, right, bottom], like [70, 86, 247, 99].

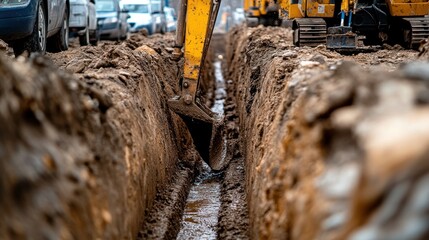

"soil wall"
[227, 26, 429, 239]
[0, 34, 193, 239]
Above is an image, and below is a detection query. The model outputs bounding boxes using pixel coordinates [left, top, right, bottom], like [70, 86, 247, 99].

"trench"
[177, 60, 226, 239]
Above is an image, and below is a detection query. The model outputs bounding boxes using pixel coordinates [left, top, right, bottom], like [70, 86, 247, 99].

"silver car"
[164, 7, 176, 32]
[69, 0, 99, 45]
[96, 0, 129, 40]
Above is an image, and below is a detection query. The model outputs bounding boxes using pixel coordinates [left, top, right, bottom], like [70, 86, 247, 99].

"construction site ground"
[1, 25, 429, 239]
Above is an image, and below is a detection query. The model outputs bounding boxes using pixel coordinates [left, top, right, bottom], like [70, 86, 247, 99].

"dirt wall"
[227, 26, 429, 239]
[0, 34, 193, 239]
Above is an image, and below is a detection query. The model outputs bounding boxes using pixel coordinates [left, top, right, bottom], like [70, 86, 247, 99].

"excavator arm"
[169, 0, 226, 170]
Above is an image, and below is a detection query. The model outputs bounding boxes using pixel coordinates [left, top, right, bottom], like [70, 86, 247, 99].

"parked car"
[96, 0, 128, 40]
[150, 0, 166, 34]
[69, 0, 98, 45]
[164, 7, 176, 32]
[0, 0, 70, 56]
[121, 0, 165, 35]
[121, 0, 152, 33]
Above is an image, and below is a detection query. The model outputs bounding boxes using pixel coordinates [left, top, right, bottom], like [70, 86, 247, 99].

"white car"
[150, 0, 166, 34]
[121, 0, 166, 34]
[69, 0, 99, 45]
[121, 0, 153, 33]
[164, 7, 176, 32]
[96, 0, 129, 40]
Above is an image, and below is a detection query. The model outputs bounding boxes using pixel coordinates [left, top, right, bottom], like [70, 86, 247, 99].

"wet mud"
[2, 23, 429, 240]
[0, 33, 194, 239]
[139, 33, 250, 239]
[177, 164, 222, 240]
[227, 25, 429, 239]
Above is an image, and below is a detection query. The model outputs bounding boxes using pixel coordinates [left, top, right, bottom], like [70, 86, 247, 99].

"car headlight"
[103, 17, 118, 24]
[0, 0, 30, 6]
[155, 16, 161, 24]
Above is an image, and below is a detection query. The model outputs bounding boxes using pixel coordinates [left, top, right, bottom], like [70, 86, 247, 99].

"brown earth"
[227, 25, 429, 240]
[0, 33, 196, 239]
[214, 33, 250, 240]
[1, 24, 429, 240]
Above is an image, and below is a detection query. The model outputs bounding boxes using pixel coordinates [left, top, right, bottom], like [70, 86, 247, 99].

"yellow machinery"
[245, 0, 429, 49]
[244, 0, 282, 26]
[170, 0, 226, 171]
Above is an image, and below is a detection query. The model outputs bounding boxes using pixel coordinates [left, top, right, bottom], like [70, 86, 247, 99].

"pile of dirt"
[0, 33, 195, 239]
[227, 25, 429, 239]
[419, 38, 429, 60]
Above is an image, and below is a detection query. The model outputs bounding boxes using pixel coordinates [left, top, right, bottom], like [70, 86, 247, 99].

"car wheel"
[12, 0, 47, 56]
[48, 4, 69, 52]
[160, 23, 166, 34]
[79, 19, 90, 46]
[89, 29, 99, 46]
[120, 29, 127, 40]
[116, 23, 121, 41]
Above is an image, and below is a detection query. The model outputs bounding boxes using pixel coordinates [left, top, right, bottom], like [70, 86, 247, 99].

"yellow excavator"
[244, 0, 429, 49]
[244, 0, 283, 26]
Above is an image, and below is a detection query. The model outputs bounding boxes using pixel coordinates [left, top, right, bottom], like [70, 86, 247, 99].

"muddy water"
[177, 59, 226, 239]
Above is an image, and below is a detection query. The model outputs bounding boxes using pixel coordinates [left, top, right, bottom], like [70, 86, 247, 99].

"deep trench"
[176, 60, 226, 239]
[138, 34, 249, 240]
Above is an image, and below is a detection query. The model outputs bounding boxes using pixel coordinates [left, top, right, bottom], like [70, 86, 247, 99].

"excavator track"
[293, 18, 327, 47]
[403, 17, 429, 49]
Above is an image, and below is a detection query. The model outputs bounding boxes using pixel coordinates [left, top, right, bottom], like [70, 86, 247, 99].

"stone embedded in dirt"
[280, 50, 298, 59]
[402, 62, 429, 82]
[0, 39, 7, 51]
[418, 38, 429, 59]
[139, 29, 149, 37]
[299, 60, 320, 67]
[135, 45, 160, 59]
[309, 54, 326, 64]
[65, 59, 87, 73]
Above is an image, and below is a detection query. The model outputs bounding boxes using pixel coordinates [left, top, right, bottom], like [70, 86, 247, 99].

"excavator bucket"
[169, 0, 227, 170]
[168, 98, 227, 171]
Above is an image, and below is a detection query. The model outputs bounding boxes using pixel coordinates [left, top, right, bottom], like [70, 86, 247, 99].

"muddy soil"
[2, 23, 429, 240]
[227, 25, 429, 239]
[135, 32, 250, 239]
[0, 33, 196, 239]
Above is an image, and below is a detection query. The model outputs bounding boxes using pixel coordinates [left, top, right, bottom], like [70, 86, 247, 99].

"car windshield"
[96, 0, 115, 12]
[151, 3, 160, 12]
[123, 4, 149, 13]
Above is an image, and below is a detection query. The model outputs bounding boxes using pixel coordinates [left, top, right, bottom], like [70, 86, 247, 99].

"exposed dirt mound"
[0, 33, 194, 239]
[227, 25, 429, 239]
[419, 38, 429, 60]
